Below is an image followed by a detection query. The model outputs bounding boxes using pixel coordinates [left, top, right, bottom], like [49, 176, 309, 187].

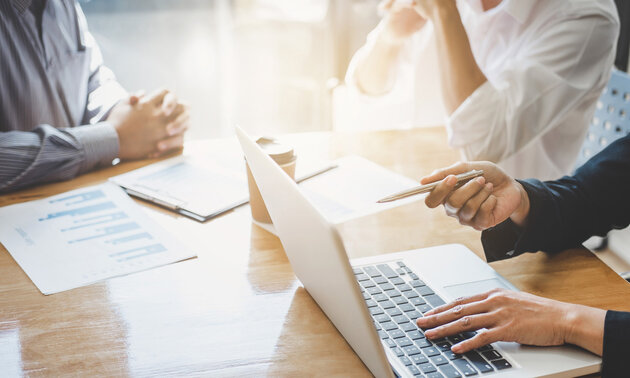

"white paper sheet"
[109, 151, 334, 220]
[110, 154, 249, 219]
[0, 183, 195, 294]
[299, 156, 420, 223]
[244, 155, 422, 235]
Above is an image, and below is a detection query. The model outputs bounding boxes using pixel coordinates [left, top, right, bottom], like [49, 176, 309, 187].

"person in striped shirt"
[0, 0, 190, 193]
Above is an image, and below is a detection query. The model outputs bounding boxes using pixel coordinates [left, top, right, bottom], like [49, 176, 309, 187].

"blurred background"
[81, 0, 630, 140]
[81, 0, 408, 140]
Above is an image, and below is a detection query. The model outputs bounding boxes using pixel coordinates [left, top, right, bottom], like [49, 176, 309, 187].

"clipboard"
[110, 155, 336, 222]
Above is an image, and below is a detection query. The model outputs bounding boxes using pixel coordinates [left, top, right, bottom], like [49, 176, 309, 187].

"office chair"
[575, 69, 630, 168]
[575, 69, 630, 282]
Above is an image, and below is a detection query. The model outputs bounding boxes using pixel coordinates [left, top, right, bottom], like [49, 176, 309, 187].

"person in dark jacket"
[414, 135, 630, 377]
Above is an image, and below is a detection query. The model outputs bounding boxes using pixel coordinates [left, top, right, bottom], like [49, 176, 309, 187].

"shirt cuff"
[481, 178, 557, 261]
[66, 123, 119, 174]
[481, 218, 522, 262]
[602, 310, 630, 377]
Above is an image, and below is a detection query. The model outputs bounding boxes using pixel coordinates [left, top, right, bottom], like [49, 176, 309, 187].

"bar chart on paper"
[0, 183, 195, 294]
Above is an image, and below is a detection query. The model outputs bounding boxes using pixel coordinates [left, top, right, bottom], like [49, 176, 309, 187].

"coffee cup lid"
[256, 137, 296, 165]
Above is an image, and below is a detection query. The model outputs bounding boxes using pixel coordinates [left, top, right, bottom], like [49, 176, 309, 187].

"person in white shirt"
[347, 0, 619, 180]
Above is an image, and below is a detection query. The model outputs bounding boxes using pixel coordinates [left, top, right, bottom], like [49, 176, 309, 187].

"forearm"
[565, 307, 630, 377]
[0, 124, 118, 193]
[564, 304, 606, 356]
[483, 177, 626, 260]
[483, 136, 630, 260]
[429, 2, 486, 114]
[355, 32, 406, 96]
[520, 136, 630, 252]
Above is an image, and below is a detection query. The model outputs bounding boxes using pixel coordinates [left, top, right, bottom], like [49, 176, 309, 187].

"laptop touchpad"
[443, 278, 510, 300]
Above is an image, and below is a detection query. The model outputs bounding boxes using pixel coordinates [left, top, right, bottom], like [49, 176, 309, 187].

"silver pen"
[296, 164, 339, 183]
[377, 169, 484, 203]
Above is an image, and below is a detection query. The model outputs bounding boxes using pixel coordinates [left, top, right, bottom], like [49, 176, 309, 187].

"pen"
[296, 164, 339, 183]
[124, 188, 180, 210]
[377, 169, 484, 203]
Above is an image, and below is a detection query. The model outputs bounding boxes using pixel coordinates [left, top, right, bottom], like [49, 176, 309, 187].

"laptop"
[236, 126, 601, 378]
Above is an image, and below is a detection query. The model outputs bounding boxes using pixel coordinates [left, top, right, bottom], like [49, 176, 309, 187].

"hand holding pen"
[378, 169, 484, 203]
[379, 162, 531, 231]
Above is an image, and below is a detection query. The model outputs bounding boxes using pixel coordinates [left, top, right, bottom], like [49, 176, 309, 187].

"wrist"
[379, 25, 408, 47]
[563, 305, 606, 355]
[425, 0, 458, 22]
[509, 182, 530, 227]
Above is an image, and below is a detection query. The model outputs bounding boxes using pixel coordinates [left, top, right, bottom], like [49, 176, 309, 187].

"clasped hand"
[107, 88, 190, 160]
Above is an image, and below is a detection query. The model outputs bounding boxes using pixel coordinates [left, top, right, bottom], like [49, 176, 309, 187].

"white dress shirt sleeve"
[344, 21, 434, 129]
[447, 12, 619, 163]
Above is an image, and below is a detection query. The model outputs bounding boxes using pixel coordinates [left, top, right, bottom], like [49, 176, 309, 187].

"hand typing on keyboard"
[359, 262, 512, 375]
[415, 288, 605, 355]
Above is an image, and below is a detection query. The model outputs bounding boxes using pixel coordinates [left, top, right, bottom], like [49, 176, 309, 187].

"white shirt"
[346, 0, 619, 180]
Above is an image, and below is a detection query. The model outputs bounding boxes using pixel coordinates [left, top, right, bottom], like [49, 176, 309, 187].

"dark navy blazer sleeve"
[480, 135, 630, 377]
[481, 135, 630, 261]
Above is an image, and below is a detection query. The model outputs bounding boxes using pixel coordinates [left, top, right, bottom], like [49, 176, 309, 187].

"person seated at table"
[0, 0, 190, 193]
[413, 134, 630, 376]
[346, 0, 619, 180]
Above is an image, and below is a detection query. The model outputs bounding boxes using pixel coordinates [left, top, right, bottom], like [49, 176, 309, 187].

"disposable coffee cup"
[246, 137, 297, 223]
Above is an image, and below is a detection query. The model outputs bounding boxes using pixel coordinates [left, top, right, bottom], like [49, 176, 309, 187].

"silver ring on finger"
[444, 202, 460, 215]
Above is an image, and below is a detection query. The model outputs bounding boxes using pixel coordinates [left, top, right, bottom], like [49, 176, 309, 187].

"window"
[82, 0, 379, 139]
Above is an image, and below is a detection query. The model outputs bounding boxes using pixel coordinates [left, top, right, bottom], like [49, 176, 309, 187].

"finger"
[444, 176, 486, 212]
[389, 1, 412, 12]
[157, 134, 184, 153]
[144, 88, 171, 106]
[424, 292, 491, 316]
[452, 329, 502, 354]
[416, 300, 489, 330]
[164, 102, 187, 123]
[161, 92, 178, 116]
[458, 182, 493, 223]
[424, 175, 458, 208]
[423, 313, 496, 340]
[166, 111, 190, 137]
[471, 195, 498, 230]
[378, 0, 396, 12]
[128, 90, 145, 106]
[420, 162, 471, 185]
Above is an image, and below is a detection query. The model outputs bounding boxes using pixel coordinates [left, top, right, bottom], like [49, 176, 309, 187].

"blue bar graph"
[49, 189, 105, 206]
[106, 232, 153, 245]
[76, 212, 126, 222]
[1, 183, 195, 294]
[39, 202, 116, 221]
[68, 222, 140, 244]
[61, 212, 128, 232]
[110, 243, 167, 262]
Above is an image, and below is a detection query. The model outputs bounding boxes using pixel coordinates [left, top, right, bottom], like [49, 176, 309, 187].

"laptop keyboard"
[354, 262, 512, 377]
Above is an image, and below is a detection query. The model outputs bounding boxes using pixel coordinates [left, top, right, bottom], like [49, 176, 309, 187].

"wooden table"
[1, 127, 629, 377]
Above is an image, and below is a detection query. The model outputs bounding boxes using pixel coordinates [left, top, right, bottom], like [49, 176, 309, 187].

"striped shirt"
[0, 0, 127, 193]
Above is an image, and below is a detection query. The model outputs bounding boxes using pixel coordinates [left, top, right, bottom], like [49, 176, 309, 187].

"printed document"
[0, 183, 194, 294]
